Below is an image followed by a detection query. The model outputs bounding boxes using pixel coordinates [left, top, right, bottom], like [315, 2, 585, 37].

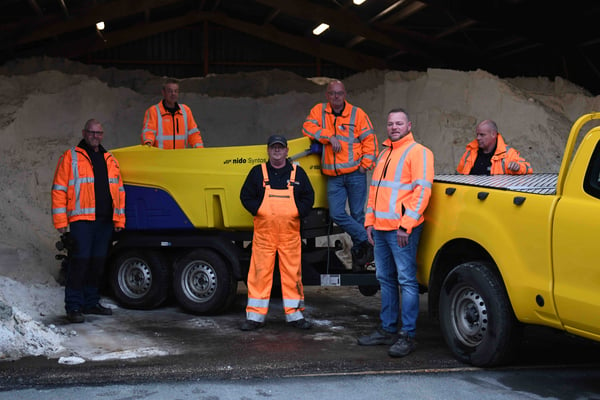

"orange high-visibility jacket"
[52, 146, 126, 230]
[457, 133, 532, 175]
[141, 101, 203, 149]
[365, 134, 434, 234]
[302, 101, 378, 176]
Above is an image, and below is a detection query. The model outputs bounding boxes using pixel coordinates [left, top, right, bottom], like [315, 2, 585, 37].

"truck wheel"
[439, 261, 522, 367]
[173, 249, 237, 315]
[358, 285, 379, 296]
[109, 249, 169, 309]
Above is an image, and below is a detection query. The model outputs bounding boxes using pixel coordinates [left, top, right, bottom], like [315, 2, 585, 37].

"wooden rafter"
[16, 0, 183, 45]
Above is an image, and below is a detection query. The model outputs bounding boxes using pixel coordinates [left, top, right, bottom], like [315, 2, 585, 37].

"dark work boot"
[357, 329, 397, 346]
[240, 319, 265, 331]
[83, 303, 113, 315]
[352, 241, 374, 272]
[388, 331, 417, 357]
[66, 310, 85, 323]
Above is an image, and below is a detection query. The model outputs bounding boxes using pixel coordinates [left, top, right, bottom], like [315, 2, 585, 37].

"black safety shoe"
[352, 241, 374, 271]
[66, 310, 85, 323]
[288, 318, 313, 330]
[388, 331, 417, 357]
[240, 319, 265, 331]
[83, 304, 113, 315]
[357, 329, 397, 346]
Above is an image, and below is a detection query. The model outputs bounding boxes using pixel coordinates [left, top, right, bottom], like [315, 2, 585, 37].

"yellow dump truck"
[416, 113, 600, 366]
[105, 137, 376, 315]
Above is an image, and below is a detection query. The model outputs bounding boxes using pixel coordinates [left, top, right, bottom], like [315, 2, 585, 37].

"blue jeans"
[65, 220, 113, 312]
[327, 169, 368, 251]
[373, 223, 423, 337]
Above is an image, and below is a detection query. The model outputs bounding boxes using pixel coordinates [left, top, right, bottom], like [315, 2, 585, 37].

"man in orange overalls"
[239, 135, 315, 331]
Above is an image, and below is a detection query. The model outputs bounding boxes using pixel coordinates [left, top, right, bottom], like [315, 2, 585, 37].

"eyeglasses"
[85, 130, 104, 135]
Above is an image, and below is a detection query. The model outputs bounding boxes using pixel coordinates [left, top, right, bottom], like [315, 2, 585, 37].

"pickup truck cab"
[417, 113, 600, 366]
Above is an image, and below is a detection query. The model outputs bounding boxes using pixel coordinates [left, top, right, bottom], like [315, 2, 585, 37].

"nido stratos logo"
[223, 156, 267, 165]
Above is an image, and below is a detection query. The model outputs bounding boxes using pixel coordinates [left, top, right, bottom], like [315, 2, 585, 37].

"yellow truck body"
[103, 136, 366, 316]
[111, 136, 327, 230]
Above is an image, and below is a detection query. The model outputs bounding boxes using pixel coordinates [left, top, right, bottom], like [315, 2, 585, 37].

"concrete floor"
[1, 284, 600, 388]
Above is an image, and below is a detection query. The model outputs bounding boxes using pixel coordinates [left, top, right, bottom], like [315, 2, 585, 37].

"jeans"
[373, 223, 423, 337]
[65, 220, 113, 312]
[327, 169, 368, 251]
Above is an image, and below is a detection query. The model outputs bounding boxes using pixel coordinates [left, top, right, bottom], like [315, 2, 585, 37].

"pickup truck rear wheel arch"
[427, 239, 493, 318]
[439, 261, 522, 367]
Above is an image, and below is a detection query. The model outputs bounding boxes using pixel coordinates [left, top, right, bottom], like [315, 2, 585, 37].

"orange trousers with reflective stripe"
[246, 165, 305, 323]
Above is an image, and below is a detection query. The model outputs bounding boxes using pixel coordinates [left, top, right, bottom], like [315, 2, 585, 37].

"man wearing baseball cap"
[240, 135, 315, 330]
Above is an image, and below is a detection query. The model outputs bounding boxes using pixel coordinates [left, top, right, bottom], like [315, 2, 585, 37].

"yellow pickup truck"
[104, 137, 376, 315]
[417, 113, 600, 366]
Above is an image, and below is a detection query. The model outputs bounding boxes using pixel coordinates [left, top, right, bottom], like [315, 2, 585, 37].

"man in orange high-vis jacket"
[52, 119, 125, 324]
[141, 79, 203, 149]
[358, 109, 434, 359]
[457, 119, 532, 175]
[302, 80, 378, 271]
[239, 135, 315, 331]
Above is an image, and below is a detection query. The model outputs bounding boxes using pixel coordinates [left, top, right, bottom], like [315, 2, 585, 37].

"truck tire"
[109, 249, 170, 309]
[358, 285, 379, 296]
[173, 249, 237, 315]
[439, 261, 522, 367]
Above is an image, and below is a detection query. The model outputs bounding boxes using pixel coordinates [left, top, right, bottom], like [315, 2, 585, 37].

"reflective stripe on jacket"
[51, 146, 126, 229]
[141, 101, 203, 149]
[365, 133, 434, 234]
[457, 133, 532, 175]
[302, 101, 378, 176]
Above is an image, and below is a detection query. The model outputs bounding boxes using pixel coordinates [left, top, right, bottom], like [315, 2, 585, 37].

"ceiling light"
[312, 23, 330, 36]
[353, 0, 367, 5]
[96, 21, 105, 31]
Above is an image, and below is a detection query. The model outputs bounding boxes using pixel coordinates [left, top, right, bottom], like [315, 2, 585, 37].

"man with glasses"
[141, 79, 203, 149]
[302, 80, 378, 271]
[51, 119, 125, 323]
[239, 135, 315, 331]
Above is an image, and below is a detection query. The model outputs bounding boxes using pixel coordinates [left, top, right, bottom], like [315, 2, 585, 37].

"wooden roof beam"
[17, 0, 184, 45]
[255, 0, 403, 51]
[206, 11, 387, 71]
[27, 0, 43, 16]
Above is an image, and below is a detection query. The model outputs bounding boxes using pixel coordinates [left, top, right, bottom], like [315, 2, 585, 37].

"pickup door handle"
[513, 196, 526, 205]
[477, 192, 489, 200]
[445, 187, 456, 195]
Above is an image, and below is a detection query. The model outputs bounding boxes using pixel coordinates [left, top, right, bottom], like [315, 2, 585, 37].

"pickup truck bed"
[434, 174, 558, 194]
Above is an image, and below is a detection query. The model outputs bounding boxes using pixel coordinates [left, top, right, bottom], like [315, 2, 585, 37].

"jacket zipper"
[333, 115, 338, 176]
[373, 147, 393, 210]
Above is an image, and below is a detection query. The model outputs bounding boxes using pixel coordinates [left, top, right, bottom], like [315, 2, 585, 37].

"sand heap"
[0, 57, 599, 360]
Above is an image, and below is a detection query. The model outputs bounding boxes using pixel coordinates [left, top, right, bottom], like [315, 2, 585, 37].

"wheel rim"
[450, 286, 488, 347]
[180, 261, 217, 303]
[118, 257, 152, 299]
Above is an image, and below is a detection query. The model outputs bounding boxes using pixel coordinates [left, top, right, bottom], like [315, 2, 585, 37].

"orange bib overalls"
[246, 163, 305, 323]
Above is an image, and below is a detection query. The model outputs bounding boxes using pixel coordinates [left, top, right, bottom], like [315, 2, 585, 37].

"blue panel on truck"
[124, 185, 193, 230]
